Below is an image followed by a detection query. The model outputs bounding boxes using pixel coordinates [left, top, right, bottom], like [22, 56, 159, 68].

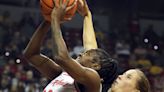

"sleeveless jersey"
[43, 72, 79, 92]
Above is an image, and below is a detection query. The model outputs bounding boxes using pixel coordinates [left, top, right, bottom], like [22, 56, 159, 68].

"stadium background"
[0, 0, 164, 92]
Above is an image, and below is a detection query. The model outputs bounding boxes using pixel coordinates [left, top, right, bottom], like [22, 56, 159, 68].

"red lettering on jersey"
[43, 89, 53, 92]
[52, 79, 66, 86]
[63, 73, 69, 76]
[48, 90, 52, 92]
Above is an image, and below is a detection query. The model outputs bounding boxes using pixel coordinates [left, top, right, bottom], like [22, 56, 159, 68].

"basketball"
[40, 0, 77, 22]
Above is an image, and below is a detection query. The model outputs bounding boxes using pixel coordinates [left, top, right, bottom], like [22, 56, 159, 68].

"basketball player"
[23, 0, 118, 92]
[49, 0, 150, 92]
[108, 69, 150, 92]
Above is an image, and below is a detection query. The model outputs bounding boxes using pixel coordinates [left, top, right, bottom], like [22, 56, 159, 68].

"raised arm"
[83, 11, 98, 50]
[50, 0, 101, 90]
[23, 21, 62, 79]
[78, 0, 98, 50]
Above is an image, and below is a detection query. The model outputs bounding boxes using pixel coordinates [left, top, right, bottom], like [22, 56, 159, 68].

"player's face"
[76, 52, 94, 68]
[110, 69, 140, 92]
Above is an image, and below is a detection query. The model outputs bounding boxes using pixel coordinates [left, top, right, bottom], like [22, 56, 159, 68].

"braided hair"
[85, 49, 118, 92]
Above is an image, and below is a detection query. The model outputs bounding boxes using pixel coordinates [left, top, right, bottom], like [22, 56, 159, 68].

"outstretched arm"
[50, 0, 101, 90]
[78, 0, 98, 50]
[23, 21, 62, 79]
[83, 11, 98, 50]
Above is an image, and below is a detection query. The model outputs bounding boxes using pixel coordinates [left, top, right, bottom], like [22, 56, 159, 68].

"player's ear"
[91, 63, 101, 70]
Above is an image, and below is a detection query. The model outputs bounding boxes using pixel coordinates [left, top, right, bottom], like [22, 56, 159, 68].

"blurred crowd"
[0, 1, 164, 92]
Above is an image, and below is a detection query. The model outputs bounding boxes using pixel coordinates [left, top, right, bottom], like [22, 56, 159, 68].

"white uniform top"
[43, 72, 79, 92]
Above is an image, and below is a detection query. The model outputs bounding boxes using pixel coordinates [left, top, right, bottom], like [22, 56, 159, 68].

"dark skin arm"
[23, 21, 62, 80]
[50, 0, 101, 91]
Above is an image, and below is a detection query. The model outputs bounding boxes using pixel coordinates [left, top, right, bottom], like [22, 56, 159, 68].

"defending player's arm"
[23, 21, 62, 79]
[78, 0, 98, 50]
[83, 11, 98, 50]
[50, 0, 100, 90]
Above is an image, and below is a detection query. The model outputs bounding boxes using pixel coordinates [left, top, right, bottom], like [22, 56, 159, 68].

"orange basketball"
[40, 0, 77, 22]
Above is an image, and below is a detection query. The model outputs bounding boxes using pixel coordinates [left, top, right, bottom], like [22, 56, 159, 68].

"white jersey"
[43, 72, 79, 92]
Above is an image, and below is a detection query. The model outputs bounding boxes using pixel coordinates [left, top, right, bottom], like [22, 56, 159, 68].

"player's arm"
[78, 0, 98, 50]
[23, 21, 62, 79]
[83, 11, 98, 50]
[50, 0, 101, 90]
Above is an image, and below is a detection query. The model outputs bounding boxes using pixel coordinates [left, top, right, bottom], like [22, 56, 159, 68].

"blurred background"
[0, 0, 164, 92]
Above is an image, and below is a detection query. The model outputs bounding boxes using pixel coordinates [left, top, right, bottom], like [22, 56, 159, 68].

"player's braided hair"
[85, 48, 118, 92]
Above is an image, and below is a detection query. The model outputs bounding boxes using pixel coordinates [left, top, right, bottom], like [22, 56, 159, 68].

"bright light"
[5, 52, 10, 56]
[153, 45, 158, 50]
[144, 38, 149, 43]
[16, 59, 21, 63]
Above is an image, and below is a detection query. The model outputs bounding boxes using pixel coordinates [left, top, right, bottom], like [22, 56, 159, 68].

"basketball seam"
[42, 0, 54, 9]
[69, 0, 75, 7]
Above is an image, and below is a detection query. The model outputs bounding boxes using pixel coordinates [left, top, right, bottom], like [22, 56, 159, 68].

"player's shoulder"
[81, 67, 101, 91]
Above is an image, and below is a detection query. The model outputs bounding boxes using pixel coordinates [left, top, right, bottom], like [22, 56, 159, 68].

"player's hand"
[77, 0, 89, 16]
[51, 0, 77, 22]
